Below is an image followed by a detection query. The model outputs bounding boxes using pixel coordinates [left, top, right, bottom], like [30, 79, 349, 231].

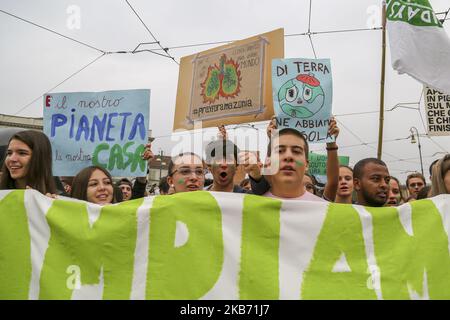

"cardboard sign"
[43, 89, 150, 177]
[174, 28, 284, 131]
[424, 86, 450, 136]
[308, 152, 350, 176]
[272, 58, 333, 143]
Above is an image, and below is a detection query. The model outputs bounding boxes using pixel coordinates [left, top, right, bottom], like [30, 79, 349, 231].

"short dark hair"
[353, 158, 387, 180]
[70, 165, 116, 203]
[118, 178, 132, 189]
[158, 176, 170, 194]
[267, 128, 309, 159]
[205, 139, 240, 164]
[167, 152, 204, 176]
[406, 172, 426, 187]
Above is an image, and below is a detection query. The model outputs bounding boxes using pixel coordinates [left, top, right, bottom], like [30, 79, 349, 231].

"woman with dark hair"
[70, 166, 117, 205]
[386, 176, 404, 206]
[303, 173, 318, 196]
[0, 130, 56, 195]
[335, 165, 354, 204]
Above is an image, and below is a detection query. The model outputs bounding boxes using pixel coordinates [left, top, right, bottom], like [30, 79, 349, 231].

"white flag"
[387, 0, 450, 94]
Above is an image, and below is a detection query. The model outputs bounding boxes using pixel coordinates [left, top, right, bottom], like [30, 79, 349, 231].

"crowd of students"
[1, 123, 449, 207]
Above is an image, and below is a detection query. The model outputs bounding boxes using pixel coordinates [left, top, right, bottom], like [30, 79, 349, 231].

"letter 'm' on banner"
[302, 203, 377, 299]
[368, 200, 450, 299]
[39, 199, 142, 299]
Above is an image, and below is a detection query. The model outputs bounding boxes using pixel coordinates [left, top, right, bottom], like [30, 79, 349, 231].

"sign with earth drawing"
[272, 58, 333, 144]
[173, 29, 284, 131]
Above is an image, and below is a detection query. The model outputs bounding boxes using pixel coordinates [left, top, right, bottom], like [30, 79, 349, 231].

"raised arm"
[322, 117, 340, 201]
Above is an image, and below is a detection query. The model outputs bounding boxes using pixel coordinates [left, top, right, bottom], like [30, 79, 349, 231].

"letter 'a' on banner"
[173, 28, 284, 131]
[423, 86, 450, 136]
[386, 0, 450, 94]
[271, 58, 333, 144]
[43, 89, 150, 177]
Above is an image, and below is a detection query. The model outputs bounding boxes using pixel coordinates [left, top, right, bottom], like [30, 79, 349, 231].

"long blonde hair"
[431, 154, 450, 196]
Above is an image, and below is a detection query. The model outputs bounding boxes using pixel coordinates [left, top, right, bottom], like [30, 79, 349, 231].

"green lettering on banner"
[302, 203, 377, 299]
[39, 198, 142, 299]
[0, 191, 31, 299]
[108, 144, 124, 170]
[131, 143, 146, 173]
[239, 195, 281, 299]
[146, 191, 223, 299]
[368, 200, 450, 299]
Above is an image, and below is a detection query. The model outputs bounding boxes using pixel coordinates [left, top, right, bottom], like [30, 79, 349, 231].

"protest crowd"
[1, 120, 449, 207]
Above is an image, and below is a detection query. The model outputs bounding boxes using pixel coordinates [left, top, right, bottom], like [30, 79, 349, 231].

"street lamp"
[156, 150, 165, 180]
[409, 126, 424, 176]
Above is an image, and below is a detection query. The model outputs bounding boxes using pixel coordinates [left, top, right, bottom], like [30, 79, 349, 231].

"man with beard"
[353, 158, 390, 207]
[204, 139, 246, 193]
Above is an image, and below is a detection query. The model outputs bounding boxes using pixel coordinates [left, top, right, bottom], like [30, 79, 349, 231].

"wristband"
[326, 146, 338, 151]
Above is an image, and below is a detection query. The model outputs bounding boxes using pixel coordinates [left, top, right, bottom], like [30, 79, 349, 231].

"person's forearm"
[324, 142, 339, 201]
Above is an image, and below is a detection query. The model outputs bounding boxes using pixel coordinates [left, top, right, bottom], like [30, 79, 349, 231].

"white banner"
[0, 189, 449, 300]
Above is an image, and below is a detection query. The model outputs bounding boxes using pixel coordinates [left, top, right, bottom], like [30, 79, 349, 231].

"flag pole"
[377, 1, 387, 160]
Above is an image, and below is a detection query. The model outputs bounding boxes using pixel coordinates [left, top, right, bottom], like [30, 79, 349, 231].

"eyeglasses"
[170, 168, 206, 177]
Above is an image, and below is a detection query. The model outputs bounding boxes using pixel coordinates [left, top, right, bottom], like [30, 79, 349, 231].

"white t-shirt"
[263, 191, 327, 202]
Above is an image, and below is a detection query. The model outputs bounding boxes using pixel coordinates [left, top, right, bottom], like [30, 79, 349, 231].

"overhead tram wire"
[0, 9, 105, 54]
[13, 53, 106, 116]
[125, 0, 179, 65]
[335, 117, 417, 164]
[151, 28, 382, 52]
[0, 9, 172, 61]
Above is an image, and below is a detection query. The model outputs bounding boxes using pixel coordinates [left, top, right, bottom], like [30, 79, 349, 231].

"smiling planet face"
[277, 73, 325, 119]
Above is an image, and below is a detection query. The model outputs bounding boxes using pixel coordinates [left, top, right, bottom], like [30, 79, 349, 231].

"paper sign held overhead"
[272, 58, 333, 144]
[43, 89, 150, 177]
[174, 28, 284, 131]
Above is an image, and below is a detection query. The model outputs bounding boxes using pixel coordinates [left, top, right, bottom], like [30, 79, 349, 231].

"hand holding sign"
[238, 151, 262, 181]
[326, 116, 339, 148]
[141, 143, 154, 161]
[272, 58, 333, 144]
[266, 115, 278, 138]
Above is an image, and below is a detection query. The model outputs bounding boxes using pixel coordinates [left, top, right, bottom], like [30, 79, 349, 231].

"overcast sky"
[1, 0, 449, 183]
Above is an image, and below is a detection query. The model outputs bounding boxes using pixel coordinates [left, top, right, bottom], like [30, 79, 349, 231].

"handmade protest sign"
[43, 89, 150, 176]
[1, 189, 450, 300]
[424, 86, 450, 136]
[272, 58, 333, 143]
[174, 28, 284, 131]
[308, 152, 349, 178]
